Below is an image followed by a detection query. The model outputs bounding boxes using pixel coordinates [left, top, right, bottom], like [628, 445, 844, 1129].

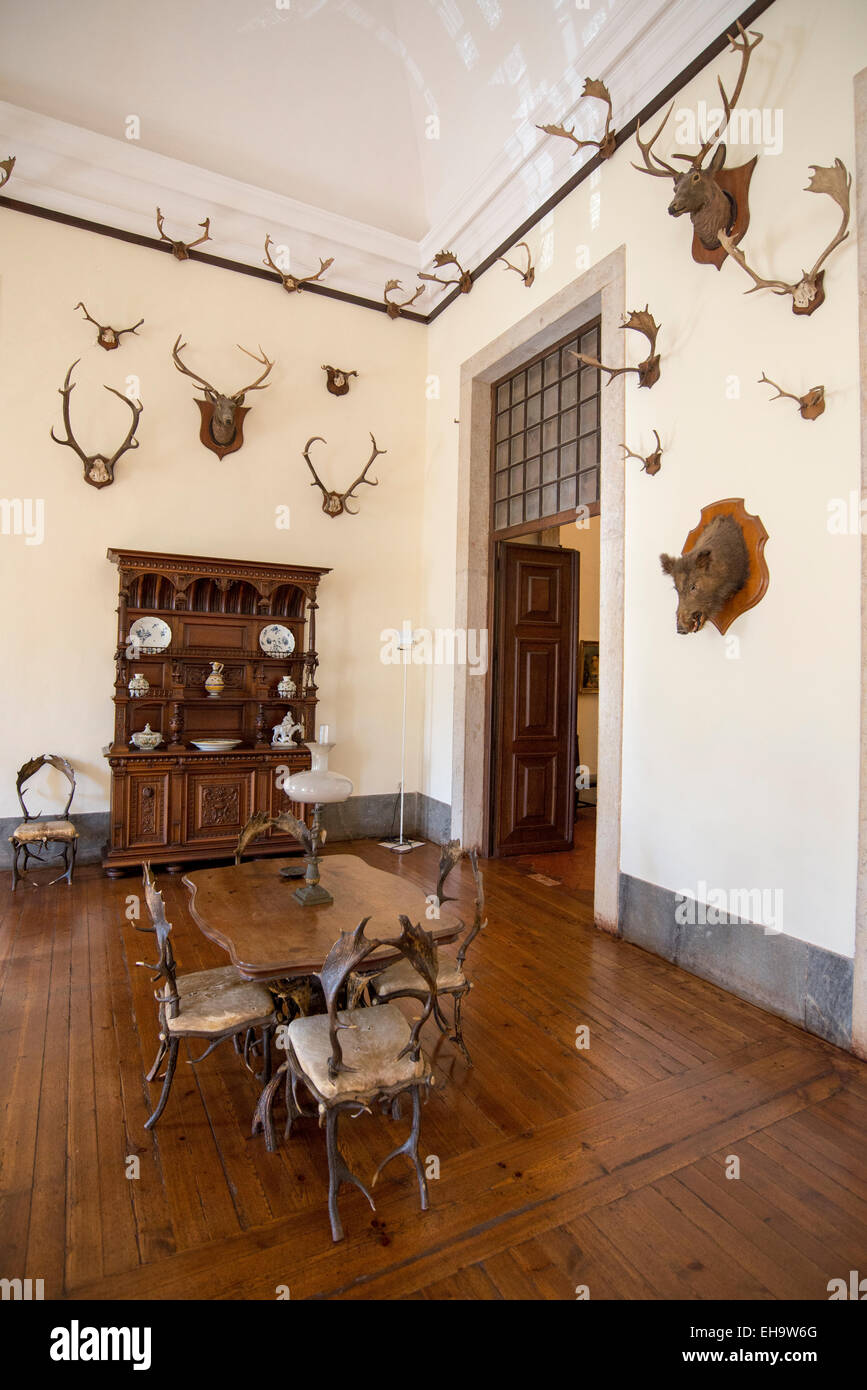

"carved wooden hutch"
[103, 548, 330, 875]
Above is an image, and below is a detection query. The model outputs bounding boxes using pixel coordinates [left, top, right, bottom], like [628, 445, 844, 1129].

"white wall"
[421, 0, 866, 956]
[0, 213, 427, 818]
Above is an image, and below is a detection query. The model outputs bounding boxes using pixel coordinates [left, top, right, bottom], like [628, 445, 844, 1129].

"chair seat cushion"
[177, 965, 242, 997]
[11, 820, 77, 843]
[287, 1005, 426, 1100]
[166, 979, 274, 1036]
[372, 952, 466, 1000]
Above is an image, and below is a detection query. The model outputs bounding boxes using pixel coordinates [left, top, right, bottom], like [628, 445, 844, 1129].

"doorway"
[450, 247, 625, 933]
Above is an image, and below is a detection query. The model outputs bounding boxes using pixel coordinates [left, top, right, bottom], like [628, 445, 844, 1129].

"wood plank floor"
[0, 840, 863, 1301]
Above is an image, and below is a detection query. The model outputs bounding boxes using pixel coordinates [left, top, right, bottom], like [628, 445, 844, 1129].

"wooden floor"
[1, 839, 865, 1301]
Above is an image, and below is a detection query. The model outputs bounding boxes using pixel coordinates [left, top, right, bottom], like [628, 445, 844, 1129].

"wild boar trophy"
[660, 514, 749, 634]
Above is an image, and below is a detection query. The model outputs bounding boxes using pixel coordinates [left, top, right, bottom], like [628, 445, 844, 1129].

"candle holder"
[279, 742, 352, 906]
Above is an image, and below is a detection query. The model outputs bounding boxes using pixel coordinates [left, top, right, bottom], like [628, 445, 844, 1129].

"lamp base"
[380, 837, 424, 854]
[293, 882, 334, 906]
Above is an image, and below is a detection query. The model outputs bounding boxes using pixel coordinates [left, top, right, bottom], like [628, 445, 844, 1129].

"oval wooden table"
[183, 854, 464, 982]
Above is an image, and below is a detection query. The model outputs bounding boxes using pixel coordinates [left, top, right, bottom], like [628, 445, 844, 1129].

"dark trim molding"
[0, 0, 775, 327]
[619, 871, 854, 1051]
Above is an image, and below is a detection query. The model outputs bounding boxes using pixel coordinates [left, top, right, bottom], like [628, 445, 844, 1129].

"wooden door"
[491, 543, 578, 855]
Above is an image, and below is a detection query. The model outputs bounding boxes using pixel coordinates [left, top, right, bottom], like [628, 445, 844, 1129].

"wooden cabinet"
[102, 548, 330, 875]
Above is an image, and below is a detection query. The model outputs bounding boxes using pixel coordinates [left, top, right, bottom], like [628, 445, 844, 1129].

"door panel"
[491, 543, 578, 855]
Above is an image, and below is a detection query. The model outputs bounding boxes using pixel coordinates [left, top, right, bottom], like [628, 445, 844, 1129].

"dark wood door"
[491, 542, 578, 856]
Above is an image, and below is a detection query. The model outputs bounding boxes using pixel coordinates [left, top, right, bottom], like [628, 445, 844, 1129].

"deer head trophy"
[171, 336, 274, 458]
[155, 207, 212, 260]
[719, 161, 851, 315]
[0, 156, 15, 189]
[633, 21, 762, 268]
[75, 301, 143, 350]
[50, 361, 143, 489]
[302, 434, 385, 517]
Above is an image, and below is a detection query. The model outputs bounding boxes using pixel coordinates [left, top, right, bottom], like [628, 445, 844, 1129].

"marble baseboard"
[0, 812, 110, 868]
[0, 795, 452, 872]
[619, 872, 853, 1051]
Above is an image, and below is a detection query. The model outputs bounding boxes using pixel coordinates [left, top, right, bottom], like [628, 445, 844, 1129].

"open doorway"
[451, 247, 625, 934]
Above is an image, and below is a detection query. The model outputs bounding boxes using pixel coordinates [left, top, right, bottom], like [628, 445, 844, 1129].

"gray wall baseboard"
[619, 871, 853, 1051]
[0, 796, 453, 871]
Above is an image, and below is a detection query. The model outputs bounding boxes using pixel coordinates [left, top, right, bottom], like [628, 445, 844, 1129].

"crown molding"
[0, 0, 770, 315]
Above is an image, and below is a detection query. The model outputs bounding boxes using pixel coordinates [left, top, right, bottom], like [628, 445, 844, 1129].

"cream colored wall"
[0, 213, 427, 817]
[561, 516, 601, 773]
[422, 0, 867, 956]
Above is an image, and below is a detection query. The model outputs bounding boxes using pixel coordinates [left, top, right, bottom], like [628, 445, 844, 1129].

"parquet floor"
[1, 840, 864, 1301]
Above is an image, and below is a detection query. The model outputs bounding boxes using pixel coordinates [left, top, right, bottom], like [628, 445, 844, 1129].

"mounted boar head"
[660, 514, 749, 634]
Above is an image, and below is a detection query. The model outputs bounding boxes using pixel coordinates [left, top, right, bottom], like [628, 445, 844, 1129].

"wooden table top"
[183, 854, 464, 981]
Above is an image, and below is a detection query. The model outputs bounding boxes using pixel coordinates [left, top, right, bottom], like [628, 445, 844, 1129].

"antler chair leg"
[144, 1038, 179, 1130]
[372, 1084, 429, 1213]
[146, 1037, 168, 1083]
[451, 990, 472, 1064]
[252, 1059, 288, 1152]
[325, 1106, 376, 1243]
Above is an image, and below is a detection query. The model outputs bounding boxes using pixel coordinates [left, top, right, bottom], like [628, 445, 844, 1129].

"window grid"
[491, 320, 601, 534]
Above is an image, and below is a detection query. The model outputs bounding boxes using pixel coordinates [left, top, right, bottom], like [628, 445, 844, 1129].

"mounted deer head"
[322, 365, 358, 396]
[50, 361, 143, 489]
[263, 235, 334, 293]
[537, 78, 616, 161]
[758, 372, 825, 421]
[75, 301, 143, 351]
[719, 160, 851, 315]
[419, 250, 472, 295]
[383, 279, 424, 318]
[633, 22, 762, 264]
[302, 433, 385, 517]
[498, 241, 535, 287]
[572, 307, 661, 389]
[155, 207, 212, 260]
[0, 156, 15, 189]
[171, 336, 274, 458]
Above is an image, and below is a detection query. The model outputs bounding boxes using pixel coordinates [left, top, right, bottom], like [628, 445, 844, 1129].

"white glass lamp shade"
[283, 742, 353, 804]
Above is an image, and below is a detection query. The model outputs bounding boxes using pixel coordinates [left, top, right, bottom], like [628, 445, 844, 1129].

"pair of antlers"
[538, 78, 616, 161]
[50, 361, 143, 489]
[383, 279, 425, 318]
[302, 434, 385, 517]
[759, 372, 825, 420]
[572, 307, 661, 389]
[263, 235, 333, 293]
[171, 336, 274, 401]
[75, 301, 143, 350]
[719, 160, 851, 313]
[633, 22, 762, 180]
[155, 207, 211, 260]
[420, 250, 472, 295]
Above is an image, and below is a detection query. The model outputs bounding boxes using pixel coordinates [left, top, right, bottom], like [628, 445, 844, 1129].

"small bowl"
[131, 727, 164, 750]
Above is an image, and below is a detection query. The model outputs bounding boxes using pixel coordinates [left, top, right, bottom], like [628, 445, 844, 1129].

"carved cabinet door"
[186, 769, 256, 843]
[127, 772, 171, 848]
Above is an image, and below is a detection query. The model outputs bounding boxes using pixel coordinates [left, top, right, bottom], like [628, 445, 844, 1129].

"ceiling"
[0, 0, 750, 301]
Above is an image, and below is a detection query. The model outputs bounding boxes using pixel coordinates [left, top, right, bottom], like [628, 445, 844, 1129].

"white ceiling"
[0, 0, 750, 302]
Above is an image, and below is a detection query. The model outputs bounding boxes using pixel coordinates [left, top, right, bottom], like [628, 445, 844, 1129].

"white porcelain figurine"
[271, 709, 304, 746]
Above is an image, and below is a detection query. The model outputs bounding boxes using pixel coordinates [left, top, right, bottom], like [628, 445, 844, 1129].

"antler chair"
[359, 845, 486, 1064]
[9, 754, 79, 891]
[136, 864, 277, 1130]
[253, 915, 439, 1242]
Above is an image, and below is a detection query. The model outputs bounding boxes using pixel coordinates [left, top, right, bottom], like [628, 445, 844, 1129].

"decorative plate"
[259, 623, 295, 655]
[191, 738, 242, 751]
[129, 616, 172, 653]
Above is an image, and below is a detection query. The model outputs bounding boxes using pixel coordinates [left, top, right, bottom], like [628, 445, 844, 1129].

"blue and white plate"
[128, 616, 172, 652]
[259, 623, 295, 655]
